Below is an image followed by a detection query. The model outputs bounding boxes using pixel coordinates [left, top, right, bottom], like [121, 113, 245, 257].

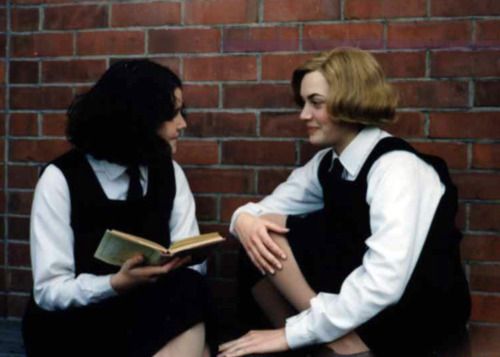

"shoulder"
[33, 164, 70, 206]
[368, 150, 441, 189]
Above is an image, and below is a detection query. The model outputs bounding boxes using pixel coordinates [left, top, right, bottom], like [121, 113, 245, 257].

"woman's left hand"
[218, 329, 289, 357]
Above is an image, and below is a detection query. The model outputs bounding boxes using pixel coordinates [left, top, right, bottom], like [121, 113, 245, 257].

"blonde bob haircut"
[292, 48, 398, 125]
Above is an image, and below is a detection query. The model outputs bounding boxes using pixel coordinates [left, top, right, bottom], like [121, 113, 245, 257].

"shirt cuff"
[91, 274, 119, 300]
[285, 309, 317, 349]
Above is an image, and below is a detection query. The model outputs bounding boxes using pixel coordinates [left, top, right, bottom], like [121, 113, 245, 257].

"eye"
[310, 100, 324, 108]
[180, 107, 187, 119]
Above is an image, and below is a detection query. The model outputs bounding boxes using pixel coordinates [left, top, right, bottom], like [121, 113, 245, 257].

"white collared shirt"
[230, 126, 445, 349]
[30, 155, 204, 311]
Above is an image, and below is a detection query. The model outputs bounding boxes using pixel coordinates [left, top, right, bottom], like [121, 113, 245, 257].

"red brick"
[7, 295, 29, 319]
[224, 27, 299, 52]
[44, 5, 107, 30]
[149, 58, 181, 76]
[471, 293, 500, 323]
[303, 23, 384, 51]
[111, 2, 180, 27]
[11, 33, 73, 57]
[185, 169, 254, 194]
[11, 8, 39, 31]
[185, 112, 256, 137]
[7, 269, 32, 293]
[470, 204, 500, 231]
[42, 60, 106, 83]
[261, 53, 313, 80]
[9, 113, 38, 136]
[222, 141, 295, 165]
[383, 112, 425, 138]
[462, 235, 500, 261]
[194, 196, 217, 221]
[260, 111, 305, 137]
[221, 196, 262, 222]
[430, 112, 500, 139]
[373, 51, 426, 78]
[432, 50, 500, 77]
[470, 264, 500, 293]
[149, 29, 220, 54]
[0, 191, 5, 214]
[184, 56, 257, 81]
[0, 88, 4, 110]
[476, 81, 500, 107]
[0, 268, 4, 290]
[477, 20, 500, 47]
[9, 61, 38, 84]
[394, 81, 468, 108]
[174, 140, 219, 165]
[42, 113, 66, 137]
[0, 35, 5, 57]
[199, 223, 231, 239]
[345, 0, 425, 19]
[0, 166, 4, 188]
[8, 217, 31, 241]
[432, 0, 500, 16]
[10, 139, 70, 162]
[8, 165, 39, 189]
[411, 142, 467, 169]
[264, 0, 339, 21]
[183, 85, 219, 108]
[387, 21, 471, 49]
[0, 114, 4, 136]
[473, 143, 500, 169]
[7, 242, 30, 266]
[224, 84, 295, 108]
[300, 141, 324, 164]
[11, 87, 73, 110]
[453, 173, 500, 200]
[186, 0, 258, 24]
[0, 61, 4, 84]
[77, 31, 144, 55]
[469, 325, 500, 356]
[258, 169, 293, 194]
[0, 8, 5, 31]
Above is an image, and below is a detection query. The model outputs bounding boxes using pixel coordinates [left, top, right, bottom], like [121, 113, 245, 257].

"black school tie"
[330, 158, 344, 180]
[126, 166, 143, 200]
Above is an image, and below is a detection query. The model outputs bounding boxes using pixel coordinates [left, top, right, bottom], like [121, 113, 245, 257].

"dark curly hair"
[66, 59, 182, 166]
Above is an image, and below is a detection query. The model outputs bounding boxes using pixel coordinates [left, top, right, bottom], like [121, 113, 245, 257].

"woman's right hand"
[235, 212, 289, 275]
[110, 254, 190, 294]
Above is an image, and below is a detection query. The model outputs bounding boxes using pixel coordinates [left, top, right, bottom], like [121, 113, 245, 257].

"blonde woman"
[219, 48, 470, 357]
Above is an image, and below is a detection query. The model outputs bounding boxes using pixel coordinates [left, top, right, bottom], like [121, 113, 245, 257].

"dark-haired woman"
[219, 48, 470, 357]
[23, 60, 212, 357]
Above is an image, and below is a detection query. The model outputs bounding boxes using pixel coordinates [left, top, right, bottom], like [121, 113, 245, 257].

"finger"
[259, 229, 287, 260]
[263, 220, 289, 234]
[218, 335, 251, 353]
[245, 248, 265, 275]
[254, 237, 283, 270]
[123, 254, 144, 270]
[249, 244, 275, 275]
[159, 257, 182, 273]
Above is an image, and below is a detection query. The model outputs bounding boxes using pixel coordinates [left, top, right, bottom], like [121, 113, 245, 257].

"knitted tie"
[330, 158, 344, 180]
[126, 166, 143, 200]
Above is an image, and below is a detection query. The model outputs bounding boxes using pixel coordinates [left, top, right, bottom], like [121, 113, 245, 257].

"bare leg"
[154, 322, 206, 357]
[252, 278, 295, 328]
[260, 214, 316, 312]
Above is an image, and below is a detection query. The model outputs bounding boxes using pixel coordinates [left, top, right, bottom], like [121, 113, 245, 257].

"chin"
[169, 141, 177, 154]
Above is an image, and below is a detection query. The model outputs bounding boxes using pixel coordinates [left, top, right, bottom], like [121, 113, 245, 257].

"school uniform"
[232, 127, 470, 356]
[23, 149, 213, 357]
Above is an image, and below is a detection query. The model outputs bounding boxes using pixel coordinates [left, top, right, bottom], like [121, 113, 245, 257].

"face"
[299, 71, 343, 147]
[157, 88, 186, 154]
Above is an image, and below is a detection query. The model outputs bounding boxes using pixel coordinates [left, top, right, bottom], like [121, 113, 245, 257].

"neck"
[333, 123, 363, 155]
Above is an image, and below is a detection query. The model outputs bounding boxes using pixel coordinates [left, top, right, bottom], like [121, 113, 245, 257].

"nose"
[299, 104, 312, 121]
[177, 113, 187, 129]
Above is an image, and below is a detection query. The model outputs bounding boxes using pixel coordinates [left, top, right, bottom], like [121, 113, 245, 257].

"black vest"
[51, 149, 176, 276]
[318, 137, 470, 356]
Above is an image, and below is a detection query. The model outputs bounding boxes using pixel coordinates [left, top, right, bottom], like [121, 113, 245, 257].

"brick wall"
[1, 0, 499, 352]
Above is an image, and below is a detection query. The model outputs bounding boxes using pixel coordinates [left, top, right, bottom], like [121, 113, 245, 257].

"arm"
[30, 165, 117, 310]
[169, 161, 206, 274]
[285, 151, 445, 348]
[229, 148, 329, 236]
[229, 149, 329, 274]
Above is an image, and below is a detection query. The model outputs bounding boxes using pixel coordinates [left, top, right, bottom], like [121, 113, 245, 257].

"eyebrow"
[305, 93, 326, 100]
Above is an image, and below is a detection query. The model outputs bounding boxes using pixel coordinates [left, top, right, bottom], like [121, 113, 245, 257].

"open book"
[94, 229, 225, 266]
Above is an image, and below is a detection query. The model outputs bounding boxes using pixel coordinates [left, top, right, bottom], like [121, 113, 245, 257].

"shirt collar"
[86, 154, 147, 181]
[332, 126, 387, 179]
